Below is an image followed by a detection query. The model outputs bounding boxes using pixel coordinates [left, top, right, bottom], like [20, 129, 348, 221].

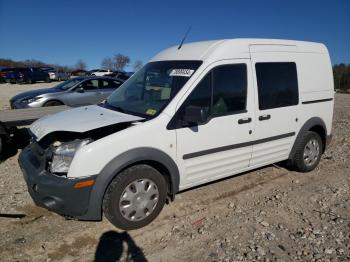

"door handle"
[259, 114, 271, 121]
[238, 117, 252, 124]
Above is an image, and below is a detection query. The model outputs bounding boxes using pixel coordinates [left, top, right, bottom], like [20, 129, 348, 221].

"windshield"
[55, 78, 82, 90]
[105, 60, 202, 118]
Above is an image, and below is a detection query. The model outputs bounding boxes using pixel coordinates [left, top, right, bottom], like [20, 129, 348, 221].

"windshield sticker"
[169, 69, 194, 77]
[146, 108, 157, 115]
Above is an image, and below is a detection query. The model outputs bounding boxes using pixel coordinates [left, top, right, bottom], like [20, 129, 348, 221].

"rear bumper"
[18, 146, 97, 218]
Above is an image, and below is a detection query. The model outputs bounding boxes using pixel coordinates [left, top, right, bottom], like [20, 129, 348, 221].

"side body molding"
[289, 117, 327, 159]
[78, 147, 180, 221]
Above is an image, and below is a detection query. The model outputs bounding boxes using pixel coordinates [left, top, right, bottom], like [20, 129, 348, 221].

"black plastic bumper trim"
[18, 147, 96, 217]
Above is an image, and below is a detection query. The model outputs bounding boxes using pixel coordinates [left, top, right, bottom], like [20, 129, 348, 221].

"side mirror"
[77, 87, 84, 93]
[183, 106, 208, 124]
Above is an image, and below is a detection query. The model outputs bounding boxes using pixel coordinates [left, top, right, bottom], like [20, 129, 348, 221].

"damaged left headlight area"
[50, 139, 92, 174]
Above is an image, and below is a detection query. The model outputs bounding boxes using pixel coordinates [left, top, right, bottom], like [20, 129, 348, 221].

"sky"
[0, 0, 349, 70]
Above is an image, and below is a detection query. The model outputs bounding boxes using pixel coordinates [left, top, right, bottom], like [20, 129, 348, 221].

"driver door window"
[174, 64, 247, 127]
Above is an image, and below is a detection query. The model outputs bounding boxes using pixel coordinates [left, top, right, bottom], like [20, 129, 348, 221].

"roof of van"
[151, 38, 328, 62]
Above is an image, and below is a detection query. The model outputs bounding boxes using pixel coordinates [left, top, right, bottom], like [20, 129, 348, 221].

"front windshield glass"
[105, 60, 202, 118]
[56, 78, 82, 90]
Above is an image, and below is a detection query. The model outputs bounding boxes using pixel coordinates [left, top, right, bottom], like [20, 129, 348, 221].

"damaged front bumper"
[18, 146, 97, 218]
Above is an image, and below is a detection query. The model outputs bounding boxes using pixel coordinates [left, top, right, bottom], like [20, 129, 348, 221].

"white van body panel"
[62, 39, 333, 193]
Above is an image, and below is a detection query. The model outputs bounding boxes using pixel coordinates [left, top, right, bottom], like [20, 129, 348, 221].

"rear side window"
[255, 62, 298, 110]
[101, 80, 122, 89]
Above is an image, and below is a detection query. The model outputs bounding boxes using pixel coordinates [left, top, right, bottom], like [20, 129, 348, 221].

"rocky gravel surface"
[0, 86, 349, 261]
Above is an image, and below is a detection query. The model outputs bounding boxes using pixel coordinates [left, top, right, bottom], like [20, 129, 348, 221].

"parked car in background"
[4, 67, 50, 84]
[86, 69, 99, 76]
[42, 68, 70, 81]
[90, 69, 113, 76]
[0, 68, 13, 83]
[106, 70, 133, 81]
[70, 69, 87, 78]
[10, 76, 124, 108]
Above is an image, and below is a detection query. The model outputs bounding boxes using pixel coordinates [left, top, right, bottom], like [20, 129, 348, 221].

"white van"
[19, 39, 334, 230]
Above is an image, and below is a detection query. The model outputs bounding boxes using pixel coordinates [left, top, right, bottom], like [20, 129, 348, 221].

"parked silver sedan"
[10, 76, 124, 109]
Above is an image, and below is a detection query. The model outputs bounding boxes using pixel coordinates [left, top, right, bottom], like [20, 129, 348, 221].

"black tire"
[27, 78, 33, 84]
[291, 131, 323, 172]
[45, 77, 51, 83]
[103, 164, 167, 230]
[0, 136, 3, 155]
[44, 100, 63, 107]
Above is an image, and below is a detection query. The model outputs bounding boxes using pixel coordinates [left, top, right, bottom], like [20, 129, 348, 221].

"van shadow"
[0, 127, 30, 161]
[94, 231, 147, 262]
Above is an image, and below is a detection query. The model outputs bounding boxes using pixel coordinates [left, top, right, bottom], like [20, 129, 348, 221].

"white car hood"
[30, 105, 143, 141]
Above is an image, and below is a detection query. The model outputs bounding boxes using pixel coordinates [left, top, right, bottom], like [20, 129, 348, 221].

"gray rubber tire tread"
[292, 131, 323, 172]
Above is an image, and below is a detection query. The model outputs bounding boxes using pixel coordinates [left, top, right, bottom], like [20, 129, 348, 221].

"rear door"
[250, 50, 299, 167]
[173, 59, 255, 187]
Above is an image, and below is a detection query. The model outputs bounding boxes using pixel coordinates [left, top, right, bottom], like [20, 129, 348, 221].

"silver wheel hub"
[119, 179, 159, 221]
[303, 139, 320, 167]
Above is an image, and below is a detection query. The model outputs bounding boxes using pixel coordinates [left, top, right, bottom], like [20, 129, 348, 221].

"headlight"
[50, 139, 91, 174]
[22, 96, 42, 104]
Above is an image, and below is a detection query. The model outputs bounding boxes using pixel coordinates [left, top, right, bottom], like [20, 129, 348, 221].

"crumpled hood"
[30, 105, 144, 141]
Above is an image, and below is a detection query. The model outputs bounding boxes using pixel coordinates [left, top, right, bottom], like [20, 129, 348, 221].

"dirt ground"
[0, 83, 349, 262]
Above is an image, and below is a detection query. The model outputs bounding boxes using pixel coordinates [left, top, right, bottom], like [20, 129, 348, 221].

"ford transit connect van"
[19, 39, 334, 230]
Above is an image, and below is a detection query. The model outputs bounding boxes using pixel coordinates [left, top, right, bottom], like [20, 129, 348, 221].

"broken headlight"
[50, 139, 91, 174]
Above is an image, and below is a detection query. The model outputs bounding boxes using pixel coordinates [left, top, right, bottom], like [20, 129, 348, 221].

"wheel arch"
[44, 99, 64, 106]
[78, 147, 180, 221]
[289, 117, 327, 160]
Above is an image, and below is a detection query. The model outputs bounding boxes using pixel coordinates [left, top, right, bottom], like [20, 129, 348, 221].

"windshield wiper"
[103, 101, 125, 113]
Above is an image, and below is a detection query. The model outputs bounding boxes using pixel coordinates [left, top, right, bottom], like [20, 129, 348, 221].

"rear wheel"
[291, 131, 323, 172]
[27, 78, 33, 84]
[103, 164, 167, 230]
[45, 77, 50, 83]
[44, 100, 63, 107]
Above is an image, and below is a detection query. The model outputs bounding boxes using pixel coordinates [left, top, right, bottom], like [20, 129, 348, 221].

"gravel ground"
[0, 84, 349, 261]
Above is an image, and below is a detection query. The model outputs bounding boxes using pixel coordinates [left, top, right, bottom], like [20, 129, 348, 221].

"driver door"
[66, 79, 100, 106]
[173, 60, 255, 188]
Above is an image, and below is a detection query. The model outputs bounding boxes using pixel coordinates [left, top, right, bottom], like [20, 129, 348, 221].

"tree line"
[0, 54, 143, 72]
[0, 58, 349, 90]
[333, 64, 350, 92]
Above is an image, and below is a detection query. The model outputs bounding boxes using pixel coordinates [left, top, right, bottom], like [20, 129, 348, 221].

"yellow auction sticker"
[146, 108, 157, 115]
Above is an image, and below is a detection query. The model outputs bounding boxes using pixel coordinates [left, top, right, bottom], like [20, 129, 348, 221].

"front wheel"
[103, 164, 167, 230]
[291, 131, 323, 172]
